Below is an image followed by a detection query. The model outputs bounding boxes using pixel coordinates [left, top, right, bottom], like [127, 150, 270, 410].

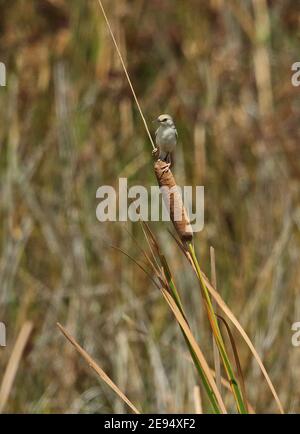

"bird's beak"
[152, 118, 159, 124]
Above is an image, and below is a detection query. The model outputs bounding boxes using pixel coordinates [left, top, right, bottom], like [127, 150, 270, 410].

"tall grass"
[57, 0, 284, 414]
[0, 0, 299, 413]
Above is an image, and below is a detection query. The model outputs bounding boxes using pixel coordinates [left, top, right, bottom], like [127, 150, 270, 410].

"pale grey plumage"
[155, 114, 177, 164]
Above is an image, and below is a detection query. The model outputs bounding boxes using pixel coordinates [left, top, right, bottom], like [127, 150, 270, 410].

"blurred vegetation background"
[0, 0, 300, 413]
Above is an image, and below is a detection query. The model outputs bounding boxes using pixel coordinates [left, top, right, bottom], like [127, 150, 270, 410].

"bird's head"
[156, 114, 174, 127]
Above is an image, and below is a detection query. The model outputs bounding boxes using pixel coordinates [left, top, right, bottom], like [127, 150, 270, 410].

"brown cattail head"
[154, 159, 193, 242]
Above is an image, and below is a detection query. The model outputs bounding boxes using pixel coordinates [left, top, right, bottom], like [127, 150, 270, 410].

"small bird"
[155, 114, 177, 167]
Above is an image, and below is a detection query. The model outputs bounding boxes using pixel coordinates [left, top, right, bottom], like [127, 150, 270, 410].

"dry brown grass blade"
[123, 226, 160, 276]
[141, 222, 178, 294]
[0, 321, 33, 413]
[202, 273, 284, 414]
[141, 222, 161, 257]
[140, 222, 162, 274]
[217, 314, 249, 413]
[161, 288, 227, 414]
[56, 322, 140, 414]
[111, 245, 160, 289]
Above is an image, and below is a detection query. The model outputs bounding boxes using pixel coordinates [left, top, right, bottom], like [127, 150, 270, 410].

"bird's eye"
[162, 118, 168, 122]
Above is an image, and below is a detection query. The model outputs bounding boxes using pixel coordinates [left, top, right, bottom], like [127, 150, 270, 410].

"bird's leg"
[165, 152, 171, 168]
[160, 153, 171, 175]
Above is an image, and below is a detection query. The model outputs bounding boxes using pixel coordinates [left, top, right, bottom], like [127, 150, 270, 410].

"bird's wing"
[155, 127, 161, 147]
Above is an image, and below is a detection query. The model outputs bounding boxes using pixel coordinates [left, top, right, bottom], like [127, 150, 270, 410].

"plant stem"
[188, 242, 248, 414]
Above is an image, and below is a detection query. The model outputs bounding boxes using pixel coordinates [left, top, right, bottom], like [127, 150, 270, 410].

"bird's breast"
[156, 127, 177, 151]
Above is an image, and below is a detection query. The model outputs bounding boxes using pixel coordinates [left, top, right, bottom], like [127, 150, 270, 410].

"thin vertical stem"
[210, 246, 222, 395]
